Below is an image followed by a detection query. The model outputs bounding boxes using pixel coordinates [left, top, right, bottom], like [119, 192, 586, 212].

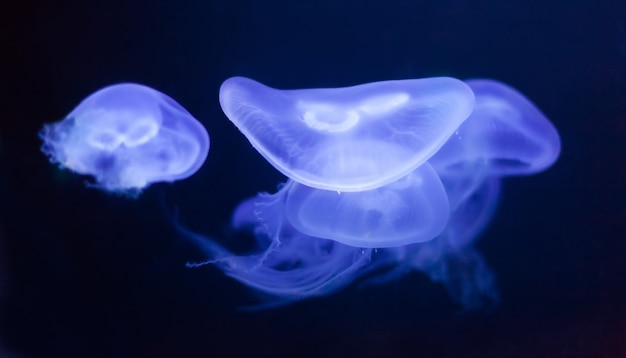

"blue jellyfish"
[40, 83, 210, 193]
[430, 79, 561, 176]
[284, 162, 449, 248]
[220, 76, 474, 191]
[183, 76, 561, 310]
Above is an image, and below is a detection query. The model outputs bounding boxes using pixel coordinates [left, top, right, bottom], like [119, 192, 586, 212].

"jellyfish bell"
[284, 162, 450, 248]
[219, 76, 475, 191]
[40, 83, 210, 192]
[430, 79, 561, 177]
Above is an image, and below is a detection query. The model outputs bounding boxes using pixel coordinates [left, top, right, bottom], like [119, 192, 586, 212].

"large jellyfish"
[40, 83, 210, 193]
[219, 76, 474, 191]
[185, 76, 560, 309]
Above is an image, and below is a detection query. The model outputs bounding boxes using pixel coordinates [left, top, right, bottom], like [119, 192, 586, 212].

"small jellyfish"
[40, 83, 209, 193]
[219, 76, 474, 191]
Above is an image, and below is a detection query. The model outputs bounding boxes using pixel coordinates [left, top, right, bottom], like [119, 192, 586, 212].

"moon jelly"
[219, 76, 474, 191]
[430, 79, 561, 176]
[284, 162, 449, 248]
[40, 83, 210, 193]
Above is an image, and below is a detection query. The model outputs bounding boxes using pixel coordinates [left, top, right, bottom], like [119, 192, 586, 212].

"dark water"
[1, 0, 625, 356]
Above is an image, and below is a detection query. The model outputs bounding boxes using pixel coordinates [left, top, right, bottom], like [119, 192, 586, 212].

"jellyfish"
[430, 79, 561, 177]
[283, 162, 450, 248]
[219, 76, 474, 191]
[40, 83, 210, 193]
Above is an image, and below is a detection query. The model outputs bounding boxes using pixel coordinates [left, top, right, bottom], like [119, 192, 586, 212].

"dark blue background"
[1, 0, 625, 356]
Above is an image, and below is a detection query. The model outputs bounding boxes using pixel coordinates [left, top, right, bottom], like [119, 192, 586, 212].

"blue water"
[0, 0, 623, 356]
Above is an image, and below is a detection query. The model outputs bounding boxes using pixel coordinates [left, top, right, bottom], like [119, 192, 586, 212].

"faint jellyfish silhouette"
[430, 79, 561, 176]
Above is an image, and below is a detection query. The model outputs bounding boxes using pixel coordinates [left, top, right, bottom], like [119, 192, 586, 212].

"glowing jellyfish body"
[40, 83, 209, 192]
[220, 76, 474, 191]
[188, 77, 561, 309]
[430, 79, 561, 176]
[285, 162, 449, 248]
